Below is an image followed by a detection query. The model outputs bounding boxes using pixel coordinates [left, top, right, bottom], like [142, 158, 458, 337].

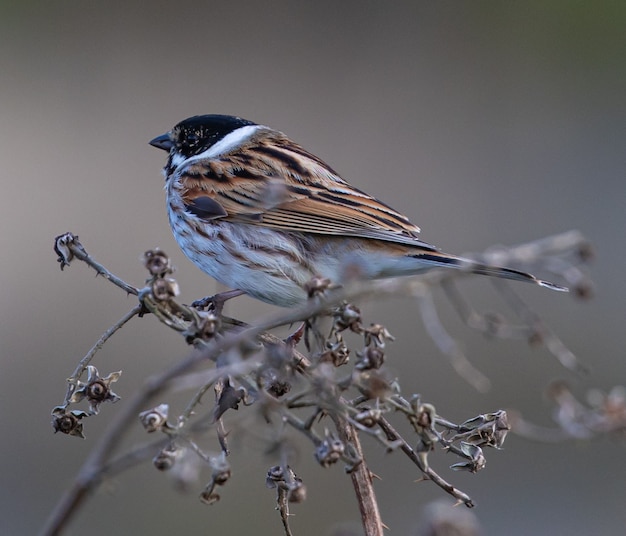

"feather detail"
[411, 251, 568, 291]
[175, 130, 436, 249]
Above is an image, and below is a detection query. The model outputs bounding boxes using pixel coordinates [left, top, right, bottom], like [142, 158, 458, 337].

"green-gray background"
[2, 2, 624, 534]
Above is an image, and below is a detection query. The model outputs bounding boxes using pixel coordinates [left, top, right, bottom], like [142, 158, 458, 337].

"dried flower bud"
[87, 380, 109, 403]
[265, 465, 287, 488]
[51, 407, 88, 438]
[333, 303, 362, 332]
[139, 404, 170, 433]
[353, 408, 382, 428]
[183, 311, 222, 343]
[198, 453, 231, 505]
[209, 453, 231, 485]
[143, 249, 172, 276]
[265, 465, 303, 501]
[153, 445, 179, 471]
[364, 324, 394, 348]
[68, 366, 121, 415]
[151, 277, 180, 301]
[54, 232, 86, 270]
[198, 311, 220, 337]
[353, 370, 391, 399]
[315, 432, 345, 467]
[490, 411, 511, 449]
[417, 404, 436, 429]
[319, 337, 350, 366]
[288, 480, 307, 503]
[259, 368, 291, 397]
[355, 346, 385, 370]
[456, 410, 510, 449]
[450, 443, 486, 473]
[199, 488, 221, 505]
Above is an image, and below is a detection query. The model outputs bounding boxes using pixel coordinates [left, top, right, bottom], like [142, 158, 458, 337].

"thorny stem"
[377, 417, 474, 507]
[277, 487, 294, 536]
[46, 230, 591, 535]
[180, 378, 217, 425]
[55, 233, 139, 296]
[331, 412, 385, 536]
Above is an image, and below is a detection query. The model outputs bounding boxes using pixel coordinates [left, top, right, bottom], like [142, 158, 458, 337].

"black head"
[149, 114, 257, 158]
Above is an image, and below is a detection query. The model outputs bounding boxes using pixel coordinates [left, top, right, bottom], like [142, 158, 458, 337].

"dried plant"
[42, 230, 606, 536]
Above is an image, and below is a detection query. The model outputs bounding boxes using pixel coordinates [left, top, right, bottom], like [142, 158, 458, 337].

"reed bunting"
[150, 115, 566, 307]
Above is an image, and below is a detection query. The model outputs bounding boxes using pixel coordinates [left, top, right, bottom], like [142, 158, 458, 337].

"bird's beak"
[149, 133, 173, 151]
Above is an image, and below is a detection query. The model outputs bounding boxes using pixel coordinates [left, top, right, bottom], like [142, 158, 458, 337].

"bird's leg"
[191, 289, 245, 314]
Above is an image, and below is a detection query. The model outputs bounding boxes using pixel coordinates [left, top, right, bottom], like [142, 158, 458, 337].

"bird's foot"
[191, 289, 245, 315]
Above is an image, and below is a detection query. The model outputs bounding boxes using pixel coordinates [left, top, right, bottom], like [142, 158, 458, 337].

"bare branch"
[44, 229, 592, 536]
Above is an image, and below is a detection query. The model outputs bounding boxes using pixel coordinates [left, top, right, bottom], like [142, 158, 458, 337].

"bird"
[150, 114, 566, 307]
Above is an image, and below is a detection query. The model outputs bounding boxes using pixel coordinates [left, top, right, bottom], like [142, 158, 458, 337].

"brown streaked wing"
[177, 133, 437, 250]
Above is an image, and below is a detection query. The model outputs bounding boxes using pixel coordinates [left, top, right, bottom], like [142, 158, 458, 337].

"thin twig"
[414, 286, 491, 392]
[331, 412, 385, 536]
[61, 305, 142, 406]
[46, 230, 590, 535]
[490, 279, 588, 374]
[55, 233, 139, 295]
[377, 417, 474, 507]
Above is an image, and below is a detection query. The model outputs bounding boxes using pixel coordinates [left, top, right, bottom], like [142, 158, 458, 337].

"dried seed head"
[139, 404, 170, 433]
[143, 249, 172, 276]
[151, 277, 180, 301]
[153, 445, 179, 471]
[266, 465, 286, 488]
[198, 311, 220, 337]
[450, 443, 486, 473]
[354, 408, 382, 428]
[333, 303, 362, 332]
[209, 453, 231, 485]
[51, 408, 88, 438]
[68, 366, 121, 415]
[355, 346, 385, 370]
[199, 488, 221, 505]
[353, 370, 392, 399]
[288, 480, 307, 503]
[319, 338, 350, 366]
[364, 324, 394, 348]
[315, 432, 345, 467]
[417, 404, 436, 429]
[54, 233, 82, 269]
[259, 368, 292, 398]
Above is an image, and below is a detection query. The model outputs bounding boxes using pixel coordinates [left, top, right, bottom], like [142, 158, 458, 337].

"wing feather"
[175, 130, 437, 250]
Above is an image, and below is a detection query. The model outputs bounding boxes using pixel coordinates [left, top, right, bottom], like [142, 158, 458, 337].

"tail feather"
[416, 252, 568, 292]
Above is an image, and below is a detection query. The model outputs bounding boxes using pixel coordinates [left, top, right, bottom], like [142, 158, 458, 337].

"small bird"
[150, 114, 566, 307]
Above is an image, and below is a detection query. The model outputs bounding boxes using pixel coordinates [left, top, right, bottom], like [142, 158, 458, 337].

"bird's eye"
[187, 132, 200, 146]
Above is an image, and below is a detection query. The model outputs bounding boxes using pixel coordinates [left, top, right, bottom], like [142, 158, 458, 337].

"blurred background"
[1, 1, 624, 534]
